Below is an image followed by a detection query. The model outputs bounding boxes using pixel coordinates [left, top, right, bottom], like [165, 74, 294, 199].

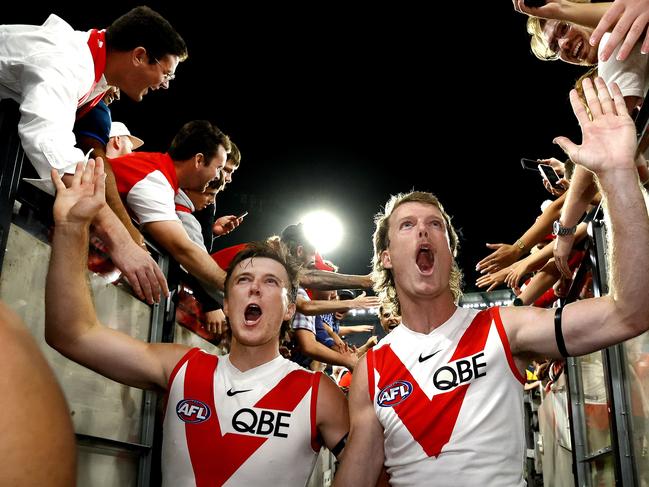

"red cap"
[314, 252, 334, 271]
[211, 243, 249, 270]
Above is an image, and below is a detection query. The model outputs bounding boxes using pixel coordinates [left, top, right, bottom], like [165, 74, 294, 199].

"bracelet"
[514, 239, 526, 251]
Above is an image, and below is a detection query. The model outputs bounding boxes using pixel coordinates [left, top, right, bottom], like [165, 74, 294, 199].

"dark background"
[6, 2, 587, 292]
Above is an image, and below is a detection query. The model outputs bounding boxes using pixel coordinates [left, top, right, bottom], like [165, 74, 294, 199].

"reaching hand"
[204, 309, 227, 335]
[476, 266, 513, 292]
[554, 78, 636, 174]
[476, 243, 521, 274]
[109, 240, 169, 304]
[590, 0, 649, 62]
[505, 261, 530, 289]
[52, 159, 106, 226]
[350, 291, 381, 310]
[553, 234, 576, 279]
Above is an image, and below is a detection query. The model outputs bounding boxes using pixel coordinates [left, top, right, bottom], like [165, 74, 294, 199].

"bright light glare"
[301, 210, 343, 254]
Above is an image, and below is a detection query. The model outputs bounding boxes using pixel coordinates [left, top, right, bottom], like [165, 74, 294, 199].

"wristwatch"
[552, 220, 577, 236]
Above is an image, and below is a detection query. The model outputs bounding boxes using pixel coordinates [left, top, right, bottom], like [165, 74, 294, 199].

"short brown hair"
[372, 191, 463, 314]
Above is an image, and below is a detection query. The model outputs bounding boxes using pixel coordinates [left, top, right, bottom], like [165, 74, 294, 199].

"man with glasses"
[0, 6, 187, 304]
[154, 57, 177, 83]
[529, 18, 599, 65]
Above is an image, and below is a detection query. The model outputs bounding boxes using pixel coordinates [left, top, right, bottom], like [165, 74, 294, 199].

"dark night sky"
[7, 2, 588, 292]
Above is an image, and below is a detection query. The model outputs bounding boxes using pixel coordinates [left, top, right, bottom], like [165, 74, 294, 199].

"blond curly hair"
[372, 191, 463, 315]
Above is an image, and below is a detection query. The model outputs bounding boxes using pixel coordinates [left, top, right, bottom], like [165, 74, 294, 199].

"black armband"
[554, 307, 570, 358]
[331, 432, 349, 457]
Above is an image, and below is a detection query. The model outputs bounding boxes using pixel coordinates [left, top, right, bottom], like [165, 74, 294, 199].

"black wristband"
[554, 307, 570, 357]
[331, 432, 348, 457]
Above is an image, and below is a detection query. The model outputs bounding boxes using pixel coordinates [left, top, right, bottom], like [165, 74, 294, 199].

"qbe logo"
[176, 399, 211, 424]
[377, 380, 413, 407]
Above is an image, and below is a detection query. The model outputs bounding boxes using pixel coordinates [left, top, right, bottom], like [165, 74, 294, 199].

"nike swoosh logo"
[226, 388, 252, 396]
[418, 350, 441, 363]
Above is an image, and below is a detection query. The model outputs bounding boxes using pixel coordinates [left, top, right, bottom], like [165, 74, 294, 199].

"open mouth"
[416, 244, 434, 274]
[244, 303, 262, 325]
[572, 39, 583, 59]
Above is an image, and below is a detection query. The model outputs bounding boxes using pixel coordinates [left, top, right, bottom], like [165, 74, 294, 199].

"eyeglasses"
[153, 57, 176, 82]
[546, 21, 571, 53]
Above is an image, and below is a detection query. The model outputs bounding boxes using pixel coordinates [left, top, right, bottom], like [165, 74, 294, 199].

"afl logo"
[377, 380, 413, 407]
[176, 399, 211, 424]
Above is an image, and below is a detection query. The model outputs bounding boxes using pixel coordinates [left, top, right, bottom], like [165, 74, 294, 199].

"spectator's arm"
[17, 62, 86, 178]
[356, 336, 378, 357]
[516, 260, 563, 306]
[513, 0, 612, 28]
[72, 139, 143, 244]
[554, 166, 598, 277]
[297, 292, 380, 316]
[103, 158, 147, 247]
[143, 220, 227, 291]
[324, 323, 347, 350]
[477, 192, 568, 274]
[300, 270, 373, 290]
[504, 224, 586, 290]
[338, 325, 374, 335]
[294, 329, 358, 370]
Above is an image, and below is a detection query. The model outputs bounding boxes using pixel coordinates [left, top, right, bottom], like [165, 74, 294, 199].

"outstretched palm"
[52, 158, 106, 226]
[555, 78, 636, 174]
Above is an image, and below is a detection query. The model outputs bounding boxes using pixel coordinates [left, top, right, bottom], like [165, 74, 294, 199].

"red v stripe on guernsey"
[254, 369, 313, 410]
[184, 355, 313, 486]
[374, 309, 493, 458]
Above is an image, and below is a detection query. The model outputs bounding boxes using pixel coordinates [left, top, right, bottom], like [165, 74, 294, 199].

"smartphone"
[237, 211, 249, 219]
[538, 164, 562, 188]
[520, 158, 540, 172]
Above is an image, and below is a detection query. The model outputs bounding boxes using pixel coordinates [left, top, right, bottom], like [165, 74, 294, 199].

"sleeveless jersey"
[162, 349, 322, 486]
[367, 306, 526, 486]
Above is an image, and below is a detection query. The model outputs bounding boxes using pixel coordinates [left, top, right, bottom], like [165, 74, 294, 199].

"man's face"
[381, 202, 453, 302]
[185, 188, 218, 211]
[194, 145, 227, 192]
[542, 20, 597, 65]
[224, 257, 295, 348]
[120, 53, 180, 102]
[106, 135, 133, 158]
[379, 306, 401, 334]
[222, 159, 238, 185]
[296, 244, 316, 266]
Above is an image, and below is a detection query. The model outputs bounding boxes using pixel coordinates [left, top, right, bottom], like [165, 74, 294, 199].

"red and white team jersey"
[109, 151, 180, 224]
[162, 349, 322, 487]
[367, 306, 526, 486]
